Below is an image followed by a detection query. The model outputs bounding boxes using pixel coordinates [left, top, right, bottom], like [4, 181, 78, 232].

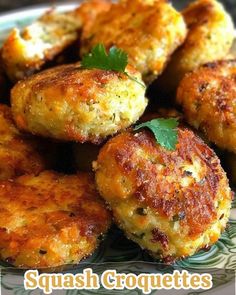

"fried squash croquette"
[0, 104, 51, 180]
[177, 60, 236, 153]
[1, 0, 111, 82]
[74, 0, 111, 37]
[80, 0, 187, 83]
[11, 63, 147, 143]
[94, 127, 232, 262]
[0, 171, 111, 268]
[158, 0, 234, 93]
[2, 10, 81, 82]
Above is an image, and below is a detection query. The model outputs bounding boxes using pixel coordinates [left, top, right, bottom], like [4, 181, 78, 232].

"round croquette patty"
[94, 127, 232, 263]
[0, 104, 51, 180]
[80, 0, 187, 83]
[177, 60, 236, 153]
[0, 171, 111, 268]
[11, 63, 147, 143]
[158, 0, 234, 92]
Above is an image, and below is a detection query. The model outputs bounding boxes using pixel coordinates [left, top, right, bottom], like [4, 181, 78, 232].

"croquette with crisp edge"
[177, 60, 236, 153]
[94, 126, 232, 263]
[0, 171, 111, 268]
[1, 0, 111, 82]
[157, 0, 234, 93]
[81, 0, 187, 83]
[0, 104, 51, 180]
[11, 62, 147, 143]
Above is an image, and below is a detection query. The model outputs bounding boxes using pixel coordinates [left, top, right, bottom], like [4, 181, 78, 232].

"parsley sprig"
[81, 44, 145, 88]
[134, 118, 179, 151]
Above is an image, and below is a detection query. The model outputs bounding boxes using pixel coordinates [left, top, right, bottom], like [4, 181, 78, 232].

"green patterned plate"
[0, 3, 235, 295]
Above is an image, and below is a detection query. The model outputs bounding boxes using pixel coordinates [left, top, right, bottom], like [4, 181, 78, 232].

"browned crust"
[80, 0, 187, 82]
[75, 0, 111, 36]
[96, 127, 232, 237]
[0, 104, 51, 180]
[24, 64, 133, 99]
[11, 62, 142, 143]
[0, 171, 111, 268]
[156, 0, 234, 94]
[177, 59, 236, 153]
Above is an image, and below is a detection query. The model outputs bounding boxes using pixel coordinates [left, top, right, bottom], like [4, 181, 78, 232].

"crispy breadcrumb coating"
[75, 0, 111, 36]
[80, 0, 187, 83]
[11, 62, 147, 143]
[158, 0, 234, 93]
[177, 60, 236, 153]
[94, 127, 232, 262]
[0, 104, 51, 180]
[0, 171, 111, 268]
[1, 0, 111, 82]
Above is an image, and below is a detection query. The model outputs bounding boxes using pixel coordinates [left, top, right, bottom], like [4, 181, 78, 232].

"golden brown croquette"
[0, 104, 51, 180]
[0, 171, 111, 268]
[11, 62, 147, 143]
[80, 0, 187, 83]
[1, 0, 111, 82]
[94, 126, 232, 262]
[177, 60, 236, 153]
[157, 0, 234, 93]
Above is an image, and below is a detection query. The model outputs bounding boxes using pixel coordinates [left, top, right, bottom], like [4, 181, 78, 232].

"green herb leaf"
[81, 44, 145, 88]
[134, 118, 179, 151]
[81, 43, 128, 72]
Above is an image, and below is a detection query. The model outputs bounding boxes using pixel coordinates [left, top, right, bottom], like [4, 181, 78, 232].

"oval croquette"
[157, 0, 234, 93]
[75, 0, 111, 37]
[0, 171, 111, 268]
[1, 0, 111, 82]
[94, 127, 232, 263]
[80, 0, 187, 83]
[11, 62, 147, 143]
[177, 60, 236, 153]
[0, 104, 51, 180]
[1, 10, 81, 82]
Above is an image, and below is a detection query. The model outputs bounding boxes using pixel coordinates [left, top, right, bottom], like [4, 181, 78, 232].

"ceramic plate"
[0, 3, 235, 295]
